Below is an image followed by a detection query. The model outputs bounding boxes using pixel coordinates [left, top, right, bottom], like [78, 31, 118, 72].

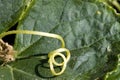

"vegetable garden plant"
[0, 0, 120, 80]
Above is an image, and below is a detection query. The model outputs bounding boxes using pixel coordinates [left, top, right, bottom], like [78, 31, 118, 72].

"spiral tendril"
[48, 48, 70, 75]
[0, 30, 71, 76]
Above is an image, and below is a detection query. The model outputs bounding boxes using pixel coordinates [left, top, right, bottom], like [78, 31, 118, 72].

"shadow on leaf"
[35, 59, 56, 79]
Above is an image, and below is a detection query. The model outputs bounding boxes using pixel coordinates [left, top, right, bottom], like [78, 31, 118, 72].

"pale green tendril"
[0, 30, 71, 76]
[48, 48, 70, 75]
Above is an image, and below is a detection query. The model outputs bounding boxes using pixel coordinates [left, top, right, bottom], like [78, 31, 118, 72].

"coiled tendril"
[48, 48, 70, 75]
[0, 30, 71, 76]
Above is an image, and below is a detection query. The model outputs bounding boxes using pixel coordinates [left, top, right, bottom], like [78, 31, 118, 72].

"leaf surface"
[1, 0, 120, 80]
[0, 0, 33, 33]
[105, 54, 120, 80]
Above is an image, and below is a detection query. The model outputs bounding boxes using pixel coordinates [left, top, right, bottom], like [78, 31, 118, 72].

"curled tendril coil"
[48, 48, 70, 75]
[0, 30, 71, 76]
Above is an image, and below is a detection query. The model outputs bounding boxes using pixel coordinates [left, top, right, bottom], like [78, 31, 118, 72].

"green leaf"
[105, 54, 120, 80]
[99, 0, 120, 16]
[1, 0, 120, 80]
[0, 66, 14, 80]
[0, 0, 33, 33]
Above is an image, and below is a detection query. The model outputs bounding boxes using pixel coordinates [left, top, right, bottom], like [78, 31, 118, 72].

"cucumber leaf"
[0, 0, 33, 33]
[105, 54, 120, 80]
[0, 0, 120, 80]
